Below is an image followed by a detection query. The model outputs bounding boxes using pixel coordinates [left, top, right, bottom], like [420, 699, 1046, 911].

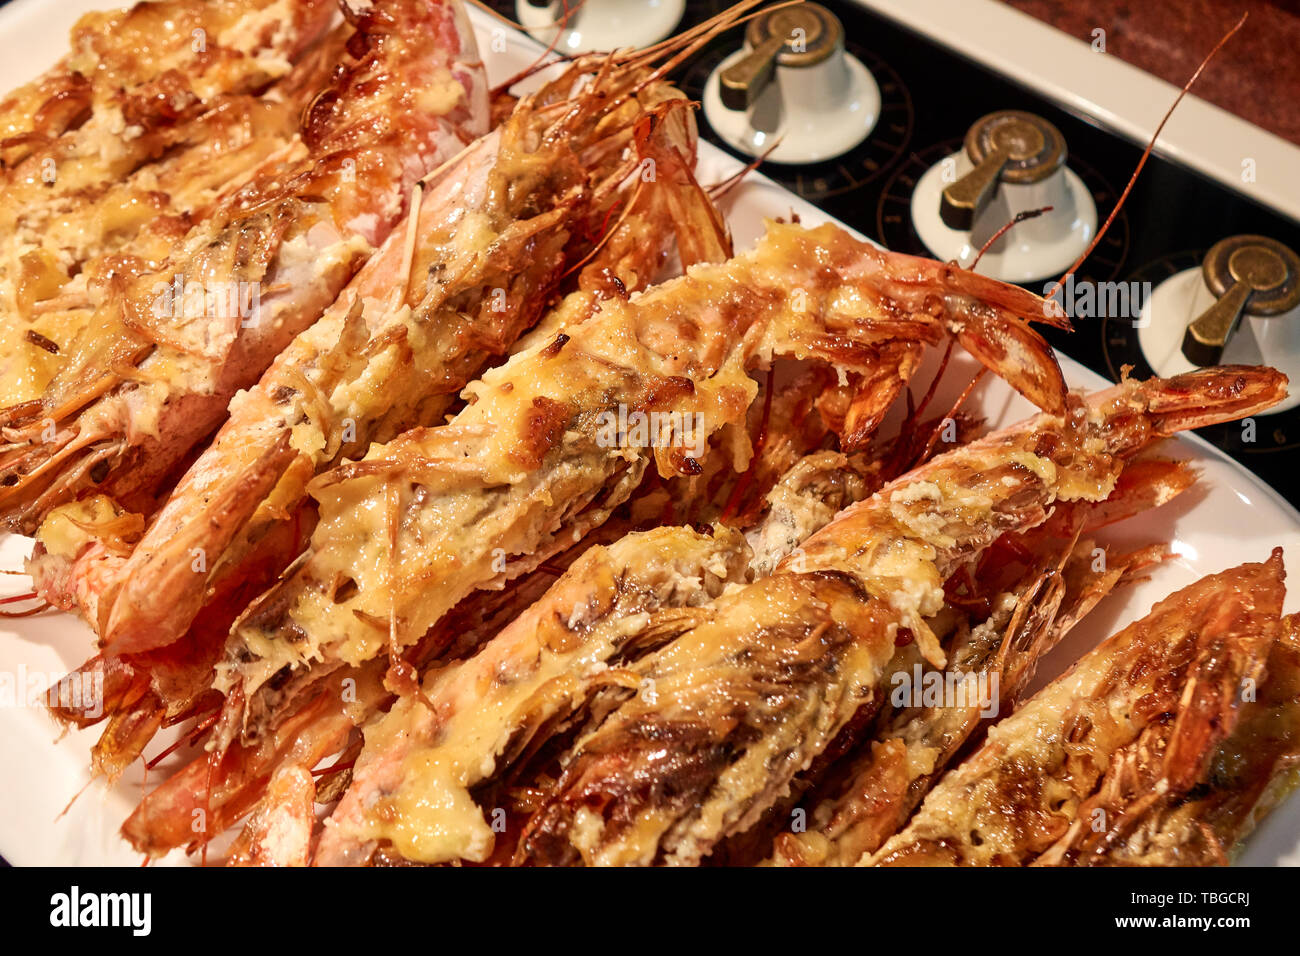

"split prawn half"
[514, 366, 1287, 866]
[866, 550, 1287, 866]
[209, 218, 1068, 758]
[0, 0, 491, 533]
[44, 3, 745, 786]
[766, 459, 1193, 866]
[0, 15, 355, 405]
[1070, 613, 1300, 865]
[97, 17, 735, 659]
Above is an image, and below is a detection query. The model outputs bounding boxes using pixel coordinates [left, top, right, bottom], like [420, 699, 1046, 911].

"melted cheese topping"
[249, 223, 962, 683]
[338, 527, 749, 863]
[36, 495, 127, 558]
[534, 572, 900, 866]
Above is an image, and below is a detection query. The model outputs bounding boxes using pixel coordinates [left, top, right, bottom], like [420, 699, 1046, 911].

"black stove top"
[493, 0, 1300, 506]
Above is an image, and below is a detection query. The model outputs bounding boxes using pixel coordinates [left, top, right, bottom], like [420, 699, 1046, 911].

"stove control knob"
[1135, 235, 1300, 414]
[909, 109, 1097, 283]
[939, 111, 1065, 230]
[702, 3, 880, 165]
[1182, 235, 1300, 366]
[716, 33, 783, 111]
[516, 0, 685, 55]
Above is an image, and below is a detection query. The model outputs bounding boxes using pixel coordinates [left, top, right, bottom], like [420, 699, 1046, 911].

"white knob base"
[515, 0, 685, 54]
[910, 149, 1097, 285]
[701, 47, 880, 165]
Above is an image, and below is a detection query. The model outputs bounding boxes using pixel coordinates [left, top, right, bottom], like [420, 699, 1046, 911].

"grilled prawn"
[0, 0, 334, 188]
[866, 551, 1286, 867]
[311, 435, 903, 866]
[213, 220, 1067, 750]
[768, 460, 1192, 866]
[0, 0, 337, 386]
[316, 524, 752, 865]
[0, 0, 489, 533]
[98, 40, 726, 659]
[516, 367, 1287, 866]
[0, 20, 352, 405]
[1066, 614, 1300, 866]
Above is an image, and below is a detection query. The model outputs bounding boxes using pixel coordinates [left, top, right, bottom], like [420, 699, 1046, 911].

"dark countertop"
[1003, 0, 1300, 146]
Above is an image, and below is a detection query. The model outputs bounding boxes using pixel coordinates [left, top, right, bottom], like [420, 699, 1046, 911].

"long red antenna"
[1045, 12, 1249, 299]
[970, 205, 1053, 271]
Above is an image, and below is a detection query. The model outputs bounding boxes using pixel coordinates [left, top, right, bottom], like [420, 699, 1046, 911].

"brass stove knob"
[1182, 235, 1300, 366]
[719, 3, 844, 111]
[939, 110, 1067, 231]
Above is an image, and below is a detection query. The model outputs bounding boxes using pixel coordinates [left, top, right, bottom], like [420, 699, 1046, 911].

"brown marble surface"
[1002, 0, 1300, 146]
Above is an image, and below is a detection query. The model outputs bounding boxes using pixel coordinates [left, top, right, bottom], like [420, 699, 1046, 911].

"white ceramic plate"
[1, 1, 1298, 867]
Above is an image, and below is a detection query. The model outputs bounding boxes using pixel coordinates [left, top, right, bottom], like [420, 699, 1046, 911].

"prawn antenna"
[708, 138, 783, 201]
[1047, 12, 1248, 299]
[970, 206, 1053, 271]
